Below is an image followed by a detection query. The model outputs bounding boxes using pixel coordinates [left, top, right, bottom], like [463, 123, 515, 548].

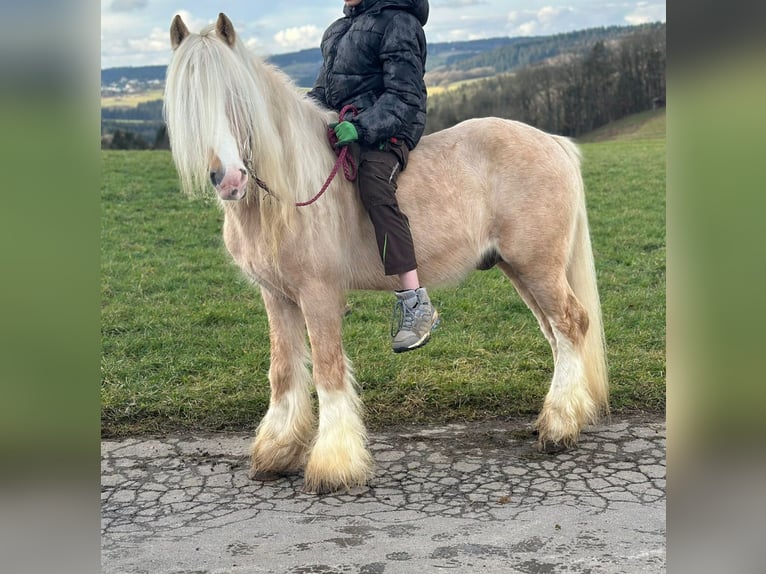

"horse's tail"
[557, 136, 610, 419]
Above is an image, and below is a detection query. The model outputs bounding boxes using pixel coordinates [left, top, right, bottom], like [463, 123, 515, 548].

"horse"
[164, 13, 609, 494]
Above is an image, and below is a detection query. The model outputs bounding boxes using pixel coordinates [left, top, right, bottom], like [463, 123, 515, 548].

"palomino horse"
[164, 13, 608, 494]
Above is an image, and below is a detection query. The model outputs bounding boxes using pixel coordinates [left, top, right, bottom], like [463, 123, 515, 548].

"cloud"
[100, 10, 209, 68]
[127, 27, 170, 54]
[109, 0, 147, 13]
[517, 22, 538, 36]
[440, 27, 492, 41]
[537, 6, 569, 24]
[507, 5, 576, 37]
[244, 37, 271, 57]
[273, 25, 323, 51]
[100, 1, 668, 68]
[624, 2, 666, 25]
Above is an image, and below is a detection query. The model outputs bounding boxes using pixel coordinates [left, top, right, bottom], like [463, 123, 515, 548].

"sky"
[100, 0, 666, 69]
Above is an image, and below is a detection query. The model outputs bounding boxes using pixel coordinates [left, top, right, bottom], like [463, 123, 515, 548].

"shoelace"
[391, 299, 417, 337]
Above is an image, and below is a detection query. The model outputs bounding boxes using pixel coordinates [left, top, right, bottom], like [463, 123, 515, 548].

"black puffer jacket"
[307, 0, 429, 150]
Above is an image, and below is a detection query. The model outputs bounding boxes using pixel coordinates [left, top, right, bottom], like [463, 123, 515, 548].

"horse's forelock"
[165, 28, 261, 196]
[164, 17, 337, 249]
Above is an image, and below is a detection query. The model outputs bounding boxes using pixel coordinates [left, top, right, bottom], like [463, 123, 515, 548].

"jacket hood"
[344, 0, 429, 26]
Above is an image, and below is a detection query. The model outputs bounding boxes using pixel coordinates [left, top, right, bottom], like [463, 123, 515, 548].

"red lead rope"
[294, 105, 358, 207]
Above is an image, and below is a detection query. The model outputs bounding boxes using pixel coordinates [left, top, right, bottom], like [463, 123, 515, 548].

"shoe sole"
[392, 311, 440, 354]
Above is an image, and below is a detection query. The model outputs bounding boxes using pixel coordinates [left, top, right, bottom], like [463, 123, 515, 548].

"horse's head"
[165, 13, 256, 202]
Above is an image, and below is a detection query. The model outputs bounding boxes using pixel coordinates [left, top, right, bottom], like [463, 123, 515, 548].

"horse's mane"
[164, 23, 338, 245]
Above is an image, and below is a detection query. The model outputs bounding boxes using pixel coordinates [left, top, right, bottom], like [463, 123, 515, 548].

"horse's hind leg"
[249, 288, 315, 480]
[497, 262, 557, 360]
[300, 285, 374, 494]
[503, 262, 595, 450]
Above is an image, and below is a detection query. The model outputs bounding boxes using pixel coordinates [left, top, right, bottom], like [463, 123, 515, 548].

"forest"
[425, 25, 665, 137]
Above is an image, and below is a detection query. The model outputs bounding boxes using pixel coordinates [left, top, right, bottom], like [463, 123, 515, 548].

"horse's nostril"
[210, 170, 223, 186]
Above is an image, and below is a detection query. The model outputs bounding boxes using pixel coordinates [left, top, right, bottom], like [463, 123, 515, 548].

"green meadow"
[101, 112, 665, 436]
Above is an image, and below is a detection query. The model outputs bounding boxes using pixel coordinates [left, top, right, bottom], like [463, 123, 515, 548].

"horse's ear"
[170, 15, 190, 50]
[216, 13, 237, 48]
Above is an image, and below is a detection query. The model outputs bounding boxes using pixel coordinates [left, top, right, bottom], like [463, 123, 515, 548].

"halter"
[246, 105, 358, 207]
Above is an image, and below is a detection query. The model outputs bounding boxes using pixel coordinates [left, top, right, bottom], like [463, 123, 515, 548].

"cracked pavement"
[101, 416, 665, 573]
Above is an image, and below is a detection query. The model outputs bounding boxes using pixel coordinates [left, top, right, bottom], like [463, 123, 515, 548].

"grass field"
[101, 114, 665, 436]
[578, 108, 666, 143]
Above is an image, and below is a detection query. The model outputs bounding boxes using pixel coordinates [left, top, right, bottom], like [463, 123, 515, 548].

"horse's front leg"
[300, 285, 374, 494]
[249, 288, 315, 480]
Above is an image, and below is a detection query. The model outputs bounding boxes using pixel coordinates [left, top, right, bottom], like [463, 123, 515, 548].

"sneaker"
[391, 288, 440, 353]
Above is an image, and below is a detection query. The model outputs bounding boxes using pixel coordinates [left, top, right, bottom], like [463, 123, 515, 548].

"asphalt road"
[101, 416, 665, 573]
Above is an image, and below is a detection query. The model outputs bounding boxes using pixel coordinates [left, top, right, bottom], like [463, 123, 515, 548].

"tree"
[106, 129, 150, 150]
[153, 125, 170, 150]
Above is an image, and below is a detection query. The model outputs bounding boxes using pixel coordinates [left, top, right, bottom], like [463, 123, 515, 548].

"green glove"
[331, 120, 358, 147]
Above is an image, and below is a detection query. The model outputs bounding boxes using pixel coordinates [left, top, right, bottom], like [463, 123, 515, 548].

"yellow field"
[101, 90, 164, 109]
[102, 83, 474, 104]
[426, 76, 493, 96]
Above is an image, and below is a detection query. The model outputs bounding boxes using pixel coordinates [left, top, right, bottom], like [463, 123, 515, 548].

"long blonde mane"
[163, 23, 338, 244]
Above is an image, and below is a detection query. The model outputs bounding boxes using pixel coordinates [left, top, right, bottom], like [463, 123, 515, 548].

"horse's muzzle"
[211, 167, 248, 201]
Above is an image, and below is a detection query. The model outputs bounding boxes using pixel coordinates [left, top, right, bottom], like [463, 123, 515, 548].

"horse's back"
[400, 116, 581, 219]
[419, 117, 571, 153]
[409, 117, 580, 194]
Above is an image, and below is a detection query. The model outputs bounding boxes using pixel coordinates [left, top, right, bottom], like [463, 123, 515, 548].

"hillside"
[101, 37, 524, 93]
[101, 22, 665, 147]
[426, 23, 664, 87]
[577, 108, 666, 143]
[100, 38, 516, 95]
[101, 23, 663, 95]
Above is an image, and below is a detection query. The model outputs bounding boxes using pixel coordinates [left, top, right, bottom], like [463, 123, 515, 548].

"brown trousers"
[352, 140, 418, 276]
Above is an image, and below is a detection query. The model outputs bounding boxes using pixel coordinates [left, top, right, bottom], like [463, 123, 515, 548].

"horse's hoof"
[301, 479, 346, 495]
[301, 484, 337, 496]
[301, 483, 370, 496]
[536, 440, 571, 454]
[248, 468, 287, 481]
[301, 478, 371, 495]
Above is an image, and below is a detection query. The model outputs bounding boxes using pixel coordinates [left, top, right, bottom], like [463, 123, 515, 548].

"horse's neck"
[252, 60, 311, 139]
[247, 59, 335, 196]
